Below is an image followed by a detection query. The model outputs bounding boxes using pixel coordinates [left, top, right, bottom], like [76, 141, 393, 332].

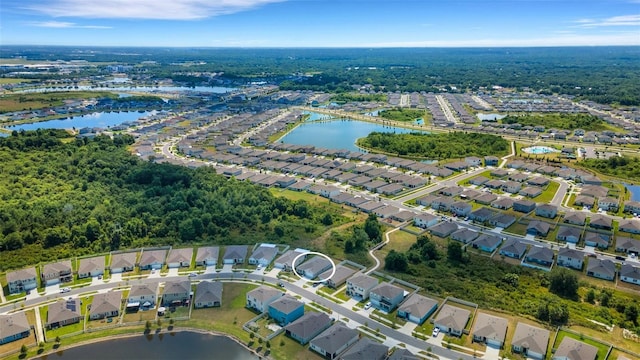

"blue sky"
[1, 0, 639, 47]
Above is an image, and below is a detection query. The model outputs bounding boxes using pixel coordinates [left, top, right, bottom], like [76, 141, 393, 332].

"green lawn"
[554, 330, 610, 360]
[531, 181, 560, 204]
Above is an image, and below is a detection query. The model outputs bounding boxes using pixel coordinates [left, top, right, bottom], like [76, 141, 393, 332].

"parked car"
[60, 287, 71, 293]
[432, 327, 440, 337]
[364, 302, 372, 310]
[277, 282, 285, 287]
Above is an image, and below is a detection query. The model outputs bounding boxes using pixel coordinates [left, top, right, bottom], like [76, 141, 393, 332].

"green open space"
[554, 330, 610, 360]
[531, 181, 561, 204]
[0, 91, 117, 114]
[379, 108, 429, 122]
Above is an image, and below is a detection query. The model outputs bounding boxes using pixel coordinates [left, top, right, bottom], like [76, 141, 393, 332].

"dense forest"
[358, 131, 509, 159]
[0, 130, 346, 271]
[578, 156, 640, 182]
[501, 113, 611, 131]
[379, 108, 428, 122]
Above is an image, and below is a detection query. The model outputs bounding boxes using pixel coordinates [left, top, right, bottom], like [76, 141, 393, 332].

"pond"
[6, 111, 158, 131]
[624, 183, 640, 202]
[278, 116, 425, 152]
[38, 331, 258, 360]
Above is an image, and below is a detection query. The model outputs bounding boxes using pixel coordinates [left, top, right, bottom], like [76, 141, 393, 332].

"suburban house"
[297, 256, 332, 280]
[222, 245, 248, 265]
[309, 323, 359, 360]
[274, 248, 308, 271]
[475, 193, 498, 205]
[589, 214, 613, 230]
[451, 228, 479, 244]
[485, 179, 505, 189]
[429, 222, 458, 238]
[451, 201, 472, 217]
[472, 313, 508, 348]
[525, 246, 554, 268]
[564, 212, 587, 226]
[440, 186, 464, 197]
[416, 194, 439, 207]
[484, 156, 499, 166]
[89, 291, 123, 320]
[502, 180, 522, 194]
[166, 248, 193, 268]
[535, 204, 558, 219]
[138, 249, 167, 270]
[397, 294, 438, 325]
[499, 239, 527, 259]
[491, 168, 509, 177]
[246, 285, 283, 313]
[46, 299, 82, 329]
[472, 234, 502, 253]
[370, 282, 405, 312]
[620, 264, 640, 285]
[77, 256, 105, 279]
[194, 281, 223, 308]
[195, 246, 219, 267]
[413, 213, 438, 229]
[519, 187, 543, 198]
[0, 312, 30, 345]
[527, 221, 551, 237]
[527, 177, 550, 187]
[513, 199, 536, 213]
[285, 312, 333, 345]
[557, 248, 585, 270]
[624, 201, 640, 214]
[511, 322, 550, 360]
[470, 176, 490, 186]
[491, 197, 514, 210]
[465, 156, 482, 166]
[598, 197, 619, 212]
[248, 243, 278, 266]
[556, 226, 582, 244]
[574, 195, 595, 207]
[319, 265, 356, 289]
[41, 260, 73, 286]
[339, 337, 389, 360]
[346, 274, 378, 300]
[584, 232, 610, 249]
[490, 214, 517, 228]
[162, 279, 191, 306]
[586, 259, 616, 281]
[619, 219, 640, 234]
[469, 207, 498, 223]
[6, 267, 38, 295]
[552, 337, 598, 360]
[387, 349, 419, 360]
[268, 295, 305, 326]
[616, 237, 640, 255]
[109, 252, 136, 273]
[434, 304, 471, 336]
[128, 283, 158, 308]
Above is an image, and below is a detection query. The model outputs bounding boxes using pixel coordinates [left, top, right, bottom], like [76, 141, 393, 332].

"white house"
[246, 285, 283, 313]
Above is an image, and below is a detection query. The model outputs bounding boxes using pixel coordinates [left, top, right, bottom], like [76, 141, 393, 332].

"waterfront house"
[78, 256, 105, 279]
[110, 252, 136, 273]
[370, 282, 405, 312]
[346, 274, 378, 300]
[138, 249, 166, 270]
[557, 248, 584, 270]
[309, 323, 359, 360]
[285, 312, 333, 345]
[340, 338, 389, 360]
[248, 243, 278, 266]
[223, 245, 248, 265]
[162, 279, 191, 306]
[433, 304, 471, 337]
[552, 337, 598, 360]
[586, 258, 616, 281]
[46, 299, 82, 329]
[41, 260, 73, 286]
[472, 313, 508, 348]
[511, 323, 550, 360]
[624, 201, 640, 214]
[274, 248, 308, 271]
[194, 281, 223, 308]
[268, 295, 304, 326]
[195, 246, 219, 266]
[128, 283, 158, 308]
[167, 248, 193, 268]
[535, 204, 557, 219]
[246, 285, 283, 313]
[397, 294, 438, 325]
[499, 239, 527, 259]
[619, 219, 640, 234]
[89, 291, 123, 320]
[620, 264, 640, 285]
[6, 267, 38, 294]
[0, 312, 30, 345]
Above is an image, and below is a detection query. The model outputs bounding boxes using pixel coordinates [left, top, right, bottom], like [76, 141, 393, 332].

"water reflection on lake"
[7, 111, 157, 131]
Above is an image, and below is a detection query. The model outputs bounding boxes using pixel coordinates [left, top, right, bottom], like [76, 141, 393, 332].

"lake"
[38, 331, 258, 360]
[625, 183, 640, 202]
[6, 111, 158, 131]
[18, 85, 236, 94]
[278, 117, 423, 152]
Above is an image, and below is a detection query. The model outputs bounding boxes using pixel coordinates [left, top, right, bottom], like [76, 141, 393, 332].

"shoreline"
[30, 328, 266, 360]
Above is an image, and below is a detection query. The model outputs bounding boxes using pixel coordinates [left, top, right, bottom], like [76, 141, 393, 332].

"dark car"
[615, 256, 626, 261]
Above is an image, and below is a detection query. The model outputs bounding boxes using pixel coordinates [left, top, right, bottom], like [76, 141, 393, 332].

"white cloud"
[28, 0, 285, 20]
[29, 21, 111, 29]
[574, 14, 640, 27]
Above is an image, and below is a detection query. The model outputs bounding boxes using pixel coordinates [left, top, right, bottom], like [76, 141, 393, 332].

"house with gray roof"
[524, 246, 554, 269]
[320, 265, 356, 289]
[589, 214, 613, 230]
[472, 313, 508, 348]
[346, 274, 378, 300]
[472, 234, 502, 253]
[339, 337, 389, 360]
[89, 291, 123, 320]
[139, 249, 166, 270]
[492, 197, 514, 210]
[309, 323, 359, 360]
[46, 299, 82, 329]
[274, 248, 308, 271]
[248, 243, 278, 266]
[469, 207, 498, 222]
[167, 248, 193, 268]
[616, 237, 640, 255]
[451, 228, 479, 244]
[499, 239, 527, 259]
[584, 231, 610, 249]
[475, 193, 498, 205]
[586, 258, 616, 281]
[387, 348, 420, 360]
[527, 221, 551, 237]
[246, 285, 283, 313]
[489, 213, 516, 228]
[536, 204, 558, 219]
[194, 281, 223, 308]
[520, 187, 543, 198]
[162, 279, 191, 306]
[0, 312, 30, 345]
[41, 260, 73, 286]
[511, 322, 550, 360]
[434, 304, 471, 336]
[195, 246, 219, 266]
[6, 267, 38, 294]
[223, 245, 248, 265]
[451, 201, 472, 216]
[128, 283, 158, 307]
[624, 201, 640, 214]
[370, 282, 405, 312]
[414, 213, 438, 229]
[268, 295, 304, 326]
[298, 256, 333, 280]
[557, 248, 585, 270]
[564, 212, 587, 226]
[513, 199, 536, 213]
[552, 337, 598, 360]
[429, 221, 458, 238]
[619, 219, 640, 234]
[110, 252, 136, 273]
[285, 312, 333, 345]
[78, 256, 105, 279]
[397, 294, 438, 325]
[620, 264, 640, 285]
[556, 226, 582, 243]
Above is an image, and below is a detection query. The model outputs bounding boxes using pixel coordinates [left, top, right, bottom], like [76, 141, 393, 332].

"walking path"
[366, 227, 400, 274]
[33, 305, 44, 343]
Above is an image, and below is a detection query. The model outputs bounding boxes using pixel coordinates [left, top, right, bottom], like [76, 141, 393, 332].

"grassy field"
[0, 78, 34, 85]
[531, 181, 561, 204]
[0, 91, 116, 113]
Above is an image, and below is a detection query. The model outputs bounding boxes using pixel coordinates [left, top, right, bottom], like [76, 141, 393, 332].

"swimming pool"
[522, 146, 560, 154]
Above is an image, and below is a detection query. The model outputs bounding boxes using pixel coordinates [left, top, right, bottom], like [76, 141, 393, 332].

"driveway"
[483, 344, 500, 359]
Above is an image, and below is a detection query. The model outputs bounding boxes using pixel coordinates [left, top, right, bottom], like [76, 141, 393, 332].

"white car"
[364, 302, 372, 310]
[60, 287, 71, 293]
[432, 328, 440, 337]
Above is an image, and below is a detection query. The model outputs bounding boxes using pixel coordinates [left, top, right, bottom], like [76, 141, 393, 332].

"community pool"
[522, 146, 560, 154]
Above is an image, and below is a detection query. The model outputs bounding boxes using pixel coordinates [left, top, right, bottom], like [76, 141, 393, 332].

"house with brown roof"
[78, 256, 105, 279]
[472, 313, 508, 348]
[564, 212, 587, 226]
[110, 252, 136, 273]
[511, 322, 550, 360]
[89, 291, 123, 320]
[167, 248, 193, 268]
[619, 219, 640, 234]
[552, 337, 598, 360]
[139, 249, 167, 270]
[195, 246, 219, 266]
[0, 312, 31, 345]
[46, 299, 82, 329]
[319, 265, 356, 289]
[588, 214, 613, 230]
